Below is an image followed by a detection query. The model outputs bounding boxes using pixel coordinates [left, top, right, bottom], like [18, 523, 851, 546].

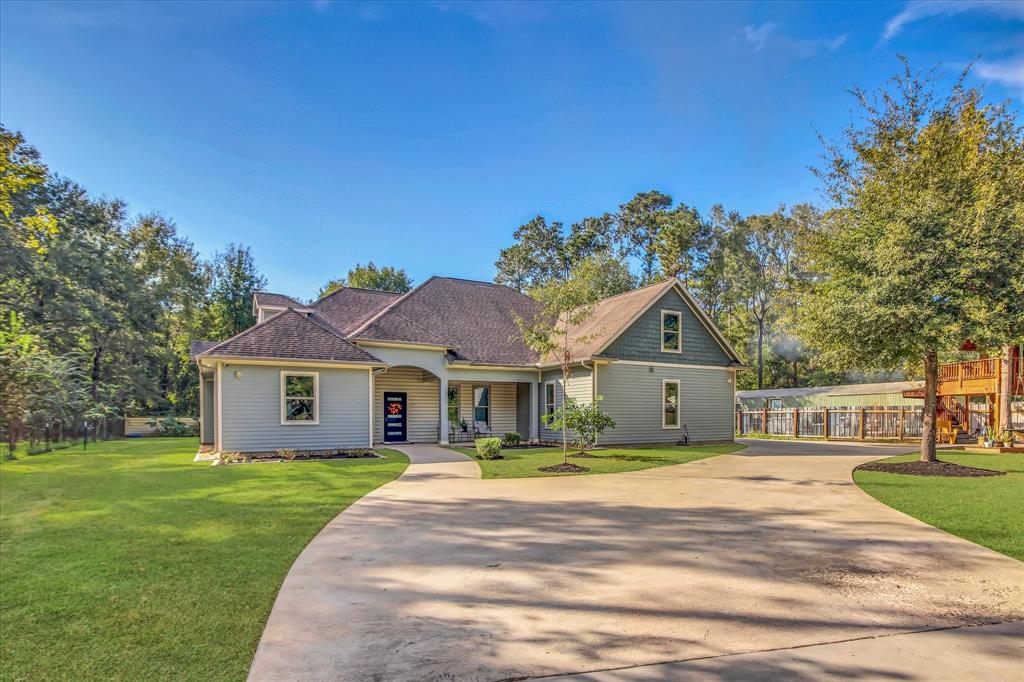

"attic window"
[281, 371, 319, 424]
[661, 310, 682, 353]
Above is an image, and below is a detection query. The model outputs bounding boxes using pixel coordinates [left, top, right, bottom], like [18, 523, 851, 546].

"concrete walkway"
[248, 440, 1024, 681]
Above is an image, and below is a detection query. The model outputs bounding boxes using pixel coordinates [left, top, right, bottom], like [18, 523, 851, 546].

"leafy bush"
[474, 437, 502, 460]
[541, 396, 616, 452]
[147, 416, 197, 437]
[502, 432, 521, 446]
[219, 452, 247, 464]
[276, 448, 299, 461]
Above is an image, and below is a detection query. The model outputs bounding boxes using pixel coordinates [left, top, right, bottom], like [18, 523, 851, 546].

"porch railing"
[736, 407, 924, 440]
[939, 357, 998, 383]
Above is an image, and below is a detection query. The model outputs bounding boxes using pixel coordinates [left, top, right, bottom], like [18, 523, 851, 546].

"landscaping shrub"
[502, 432, 521, 447]
[276, 448, 299, 461]
[474, 437, 502, 460]
[542, 396, 616, 453]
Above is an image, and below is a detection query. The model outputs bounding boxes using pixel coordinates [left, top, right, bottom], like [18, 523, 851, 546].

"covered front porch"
[372, 364, 539, 445]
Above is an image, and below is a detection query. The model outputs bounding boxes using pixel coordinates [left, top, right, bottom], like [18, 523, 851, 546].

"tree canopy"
[317, 262, 413, 298]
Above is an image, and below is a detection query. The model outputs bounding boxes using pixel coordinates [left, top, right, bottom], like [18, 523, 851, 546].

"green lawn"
[451, 443, 745, 479]
[854, 452, 1024, 562]
[0, 438, 408, 681]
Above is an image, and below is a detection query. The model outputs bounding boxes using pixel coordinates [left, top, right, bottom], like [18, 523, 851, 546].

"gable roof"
[197, 308, 382, 364]
[311, 286, 402, 335]
[253, 291, 312, 314]
[350, 277, 543, 365]
[541, 279, 745, 366]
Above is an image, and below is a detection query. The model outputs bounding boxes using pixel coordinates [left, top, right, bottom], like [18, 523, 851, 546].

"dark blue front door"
[383, 392, 407, 442]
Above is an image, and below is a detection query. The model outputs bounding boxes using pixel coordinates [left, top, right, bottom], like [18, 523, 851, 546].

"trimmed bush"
[474, 437, 502, 460]
[502, 432, 521, 447]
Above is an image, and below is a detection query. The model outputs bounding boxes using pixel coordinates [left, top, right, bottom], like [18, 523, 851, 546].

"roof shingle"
[198, 309, 382, 364]
[312, 287, 402, 335]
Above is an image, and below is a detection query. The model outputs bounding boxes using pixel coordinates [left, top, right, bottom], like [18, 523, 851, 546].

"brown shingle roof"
[190, 340, 219, 359]
[312, 287, 402, 335]
[540, 279, 677, 364]
[198, 309, 382, 364]
[253, 291, 309, 310]
[351, 277, 543, 365]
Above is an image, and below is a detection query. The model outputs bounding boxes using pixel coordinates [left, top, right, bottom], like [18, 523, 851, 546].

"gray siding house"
[193, 277, 745, 453]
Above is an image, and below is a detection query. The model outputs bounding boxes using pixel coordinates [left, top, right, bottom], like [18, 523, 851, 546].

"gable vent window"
[661, 310, 682, 353]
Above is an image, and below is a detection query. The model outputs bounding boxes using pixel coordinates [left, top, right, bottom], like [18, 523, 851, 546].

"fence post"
[898, 406, 905, 440]
[737, 410, 741, 435]
[762, 407, 768, 434]
[823, 407, 830, 440]
[859, 407, 866, 440]
[793, 408, 799, 438]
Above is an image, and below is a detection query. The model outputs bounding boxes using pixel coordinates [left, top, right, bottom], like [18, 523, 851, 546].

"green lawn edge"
[0, 438, 409, 681]
[449, 443, 746, 479]
[853, 452, 1024, 562]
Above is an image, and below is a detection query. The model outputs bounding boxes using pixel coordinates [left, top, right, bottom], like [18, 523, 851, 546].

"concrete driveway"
[249, 440, 1024, 681]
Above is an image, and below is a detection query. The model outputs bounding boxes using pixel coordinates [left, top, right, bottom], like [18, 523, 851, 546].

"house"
[192, 277, 746, 454]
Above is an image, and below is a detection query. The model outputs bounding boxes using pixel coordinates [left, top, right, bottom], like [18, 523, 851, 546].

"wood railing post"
[762, 407, 768, 435]
[859, 407, 866, 440]
[898, 406, 905, 440]
[823, 407, 830, 440]
[793, 408, 799, 438]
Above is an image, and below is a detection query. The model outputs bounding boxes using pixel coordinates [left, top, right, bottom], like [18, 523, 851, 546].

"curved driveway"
[249, 440, 1024, 681]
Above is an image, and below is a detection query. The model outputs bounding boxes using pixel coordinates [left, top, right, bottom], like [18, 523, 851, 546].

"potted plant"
[459, 419, 468, 433]
[1000, 431, 1013, 448]
[984, 426, 997, 448]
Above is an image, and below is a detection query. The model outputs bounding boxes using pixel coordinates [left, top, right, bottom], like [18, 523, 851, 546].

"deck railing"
[939, 358, 998, 383]
[736, 407, 924, 440]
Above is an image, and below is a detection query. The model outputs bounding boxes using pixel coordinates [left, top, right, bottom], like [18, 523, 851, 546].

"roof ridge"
[311, 284, 401, 307]
[198, 307, 294, 356]
[348, 276, 438, 338]
[593, 277, 675, 305]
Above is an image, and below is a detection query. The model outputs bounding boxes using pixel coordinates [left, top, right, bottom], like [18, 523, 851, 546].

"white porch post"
[529, 380, 539, 443]
[439, 375, 449, 444]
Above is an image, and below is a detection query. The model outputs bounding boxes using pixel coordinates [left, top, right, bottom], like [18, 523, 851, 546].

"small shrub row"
[502, 432, 520, 447]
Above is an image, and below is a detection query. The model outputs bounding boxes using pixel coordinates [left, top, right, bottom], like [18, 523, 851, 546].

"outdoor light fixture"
[234, 370, 242, 379]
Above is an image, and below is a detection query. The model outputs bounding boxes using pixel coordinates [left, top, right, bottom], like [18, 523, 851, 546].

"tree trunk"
[921, 349, 938, 463]
[791, 359, 798, 388]
[756, 319, 765, 389]
[998, 344, 1013, 433]
[561, 365, 569, 465]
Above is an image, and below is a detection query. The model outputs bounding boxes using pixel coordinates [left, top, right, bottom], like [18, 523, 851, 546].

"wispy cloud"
[743, 23, 846, 59]
[975, 55, 1024, 96]
[883, 1, 1024, 41]
[743, 22, 778, 51]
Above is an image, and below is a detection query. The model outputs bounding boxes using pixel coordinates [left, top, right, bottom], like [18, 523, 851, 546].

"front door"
[383, 392, 407, 442]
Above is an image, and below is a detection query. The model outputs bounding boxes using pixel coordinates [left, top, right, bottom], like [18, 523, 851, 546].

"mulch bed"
[856, 460, 1005, 478]
[569, 452, 597, 458]
[537, 462, 591, 473]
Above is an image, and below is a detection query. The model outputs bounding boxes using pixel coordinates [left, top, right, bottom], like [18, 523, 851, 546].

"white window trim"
[660, 309, 682, 353]
[280, 370, 319, 425]
[544, 380, 557, 415]
[473, 385, 491, 426]
[662, 378, 681, 429]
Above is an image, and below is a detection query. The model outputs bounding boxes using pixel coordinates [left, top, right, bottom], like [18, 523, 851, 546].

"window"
[769, 399, 783, 410]
[545, 381, 556, 415]
[281, 371, 318, 424]
[473, 386, 490, 424]
[663, 379, 680, 429]
[661, 310, 682, 353]
[448, 386, 460, 424]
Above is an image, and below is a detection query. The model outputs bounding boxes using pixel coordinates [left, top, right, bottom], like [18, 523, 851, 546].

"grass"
[451, 443, 745, 479]
[0, 438, 408, 681]
[854, 452, 1024, 562]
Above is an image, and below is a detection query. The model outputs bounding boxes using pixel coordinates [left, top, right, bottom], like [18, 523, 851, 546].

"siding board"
[373, 366, 440, 443]
[220, 364, 370, 452]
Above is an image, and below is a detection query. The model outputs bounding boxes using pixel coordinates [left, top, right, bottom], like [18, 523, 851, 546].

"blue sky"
[2, 1, 1021, 299]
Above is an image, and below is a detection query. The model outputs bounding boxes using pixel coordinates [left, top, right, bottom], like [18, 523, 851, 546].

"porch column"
[529, 380, 539, 443]
[439, 375, 449, 445]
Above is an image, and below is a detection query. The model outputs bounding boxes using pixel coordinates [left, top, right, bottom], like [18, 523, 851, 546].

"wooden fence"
[736, 407, 924, 440]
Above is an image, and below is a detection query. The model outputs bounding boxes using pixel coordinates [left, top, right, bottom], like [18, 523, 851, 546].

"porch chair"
[473, 421, 492, 438]
[936, 419, 959, 444]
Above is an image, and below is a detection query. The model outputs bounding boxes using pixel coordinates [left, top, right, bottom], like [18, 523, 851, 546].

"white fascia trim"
[448, 363, 536, 371]
[662, 378, 681, 429]
[355, 340, 452, 352]
[205, 356, 385, 370]
[280, 370, 320, 425]
[611, 359, 740, 372]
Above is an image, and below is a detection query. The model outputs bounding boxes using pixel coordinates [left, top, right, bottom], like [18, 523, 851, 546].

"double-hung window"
[661, 310, 682, 353]
[545, 381, 556, 415]
[281, 371, 318, 424]
[662, 379, 680, 429]
[473, 386, 490, 424]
